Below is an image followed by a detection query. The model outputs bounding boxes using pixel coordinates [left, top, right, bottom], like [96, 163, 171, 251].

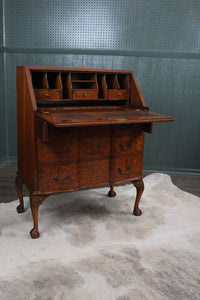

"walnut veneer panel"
[16, 66, 174, 238]
[79, 160, 110, 188]
[38, 127, 78, 164]
[111, 124, 144, 156]
[38, 164, 78, 192]
[79, 126, 110, 160]
[34, 89, 62, 101]
[111, 155, 143, 183]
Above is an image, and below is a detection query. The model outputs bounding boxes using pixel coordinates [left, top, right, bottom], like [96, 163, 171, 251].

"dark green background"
[0, 0, 200, 172]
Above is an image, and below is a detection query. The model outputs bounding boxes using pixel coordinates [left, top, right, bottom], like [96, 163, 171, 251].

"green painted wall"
[0, 0, 7, 163]
[0, 0, 200, 172]
[0, 0, 2, 46]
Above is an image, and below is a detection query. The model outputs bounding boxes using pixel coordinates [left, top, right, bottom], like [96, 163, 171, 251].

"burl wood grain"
[38, 164, 78, 192]
[79, 160, 110, 188]
[107, 89, 129, 100]
[111, 124, 144, 156]
[34, 89, 62, 100]
[112, 155, 143, 183]
[72, 90, 98, 100]
[79, 126, 110, 159]
[16, 66, 174, 238]
[38, 127, 78, 164]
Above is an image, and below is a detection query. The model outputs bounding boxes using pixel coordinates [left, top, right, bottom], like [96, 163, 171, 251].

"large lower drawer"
[38, 164, 78, 192]
[111, 155, 143, 183]
[112, 124, 144, 156]
[38, 127, 78, 164]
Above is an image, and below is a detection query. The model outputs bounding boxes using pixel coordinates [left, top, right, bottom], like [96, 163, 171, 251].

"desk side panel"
[130, 72, 146, 107]
[16, 66, 37, 190]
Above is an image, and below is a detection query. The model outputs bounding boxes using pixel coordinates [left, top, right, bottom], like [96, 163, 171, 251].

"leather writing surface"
[37, 110, 174, 128]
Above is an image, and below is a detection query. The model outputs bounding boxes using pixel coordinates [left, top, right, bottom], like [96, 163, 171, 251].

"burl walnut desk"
[15, 66, 174, 238]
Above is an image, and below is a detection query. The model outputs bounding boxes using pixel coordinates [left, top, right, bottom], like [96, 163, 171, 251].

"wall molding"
[0, 46, 199, 59]
[144, 167, 200, 175]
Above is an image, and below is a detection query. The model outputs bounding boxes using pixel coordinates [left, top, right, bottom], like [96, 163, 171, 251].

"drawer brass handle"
[53, 174, 71, 183]
[84, 94, 88, 97]
[45, 94, 49, 97]
[53, 148, 72, 157]
[119, 142, 132, 151]
[118, 166, 131, 174]
[118, 93, 122, 96]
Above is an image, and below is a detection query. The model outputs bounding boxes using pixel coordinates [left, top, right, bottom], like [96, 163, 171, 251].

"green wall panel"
[0, 0, 3, 47]
[0, 0, 7, 163]
[1, 0, 200, 172]
[4, 0, 200, 56]
[0, 53, 7, 163]
[5, 53, 200, 172]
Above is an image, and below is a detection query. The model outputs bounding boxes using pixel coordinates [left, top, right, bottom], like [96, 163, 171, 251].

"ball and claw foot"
[108, 190, 116, 197]
[108, 185, 116, 197]
[30, 228, 40, 239]
[16, 204, 25, 214]
[133, 207, 142, 216]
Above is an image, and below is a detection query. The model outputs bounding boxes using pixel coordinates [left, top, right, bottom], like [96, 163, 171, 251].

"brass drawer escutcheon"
[119, 142, 132, 151]
[118, 166, 131, 174]
[53, 148, 72, 157]
[53, 174, 71, 183]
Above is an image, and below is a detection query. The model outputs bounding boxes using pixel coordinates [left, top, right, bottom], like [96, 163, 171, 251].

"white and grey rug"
[0, 173, 200, 300]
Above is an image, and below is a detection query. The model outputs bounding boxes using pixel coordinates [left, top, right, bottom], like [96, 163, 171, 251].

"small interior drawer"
[107, 89, 129, 100]
[72, 90, 98, 100]
[34, 89, 62, 100]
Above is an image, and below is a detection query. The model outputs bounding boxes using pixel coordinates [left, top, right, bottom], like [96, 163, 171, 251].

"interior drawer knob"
[45, 94, 49, 97]
[84, 94, 88, 97]
[118, 93, 122, 96]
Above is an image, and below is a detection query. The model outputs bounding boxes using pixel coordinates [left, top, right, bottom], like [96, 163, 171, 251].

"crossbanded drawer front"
[38, 164, 78, 191]
[34, 89, 62, 100]
[72, 90, 98, 100]
[107, 89, 129, 100]
[112, 125, 144, 155]
[38, 128, 78, 163]
[111, 155, 143, 183]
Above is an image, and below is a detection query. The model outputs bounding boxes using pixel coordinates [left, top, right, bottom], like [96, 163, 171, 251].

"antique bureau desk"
[16, 66, 174, 238]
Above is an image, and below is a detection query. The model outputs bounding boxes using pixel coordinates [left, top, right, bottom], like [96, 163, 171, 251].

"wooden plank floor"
[0, 161, 199, 204]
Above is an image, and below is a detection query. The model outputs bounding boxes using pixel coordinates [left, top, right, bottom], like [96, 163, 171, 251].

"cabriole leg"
[132, 179, 144, 216]
[15, 174, 25, 213]
[30, 195, 46, 239]
[108, 185, 116, 197]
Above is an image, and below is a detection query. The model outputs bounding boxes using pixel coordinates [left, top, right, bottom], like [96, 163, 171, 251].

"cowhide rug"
[0, 173, 200, 300]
